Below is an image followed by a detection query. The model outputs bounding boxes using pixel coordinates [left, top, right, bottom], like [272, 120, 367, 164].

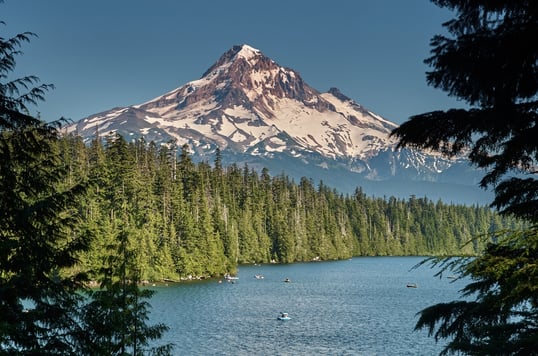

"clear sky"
[2, 0, 463, 125]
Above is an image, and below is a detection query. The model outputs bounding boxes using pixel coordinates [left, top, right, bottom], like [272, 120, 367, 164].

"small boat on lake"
[277, 312, 291, 321]
[284, 278, 291, 283]
[254, 274, 264, 279]
[406, 283, 417, 288]
[224, 273, 238, 281]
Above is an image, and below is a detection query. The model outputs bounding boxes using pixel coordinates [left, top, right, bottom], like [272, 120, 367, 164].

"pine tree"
[0, 23, 90, 353]
[391, 0, 538, 222]
[391, 1, 538, 353]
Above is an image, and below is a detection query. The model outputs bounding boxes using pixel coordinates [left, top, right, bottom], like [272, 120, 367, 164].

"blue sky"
[3, 0, 462, 124]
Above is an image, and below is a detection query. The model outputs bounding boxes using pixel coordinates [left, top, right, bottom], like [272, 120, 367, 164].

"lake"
[148, 257, 464, 355]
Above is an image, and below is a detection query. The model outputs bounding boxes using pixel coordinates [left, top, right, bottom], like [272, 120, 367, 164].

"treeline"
[60, 133, 522, 281]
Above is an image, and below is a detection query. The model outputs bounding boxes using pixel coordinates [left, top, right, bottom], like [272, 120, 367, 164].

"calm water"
[148, 257, 464, 355]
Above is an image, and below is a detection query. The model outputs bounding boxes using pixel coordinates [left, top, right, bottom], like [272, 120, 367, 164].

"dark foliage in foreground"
[0, 15, 172, 355]
[391, 1, 538, 354]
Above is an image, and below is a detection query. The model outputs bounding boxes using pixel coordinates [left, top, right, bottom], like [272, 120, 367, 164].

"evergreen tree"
[391, 0, 538, 222]
[391, 1, 538, 353]
[417, 227, 538, 355]
[0, 22, 89, 353]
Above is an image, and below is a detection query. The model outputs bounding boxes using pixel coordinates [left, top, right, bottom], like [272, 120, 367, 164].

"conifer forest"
[62, 133, 522, 282]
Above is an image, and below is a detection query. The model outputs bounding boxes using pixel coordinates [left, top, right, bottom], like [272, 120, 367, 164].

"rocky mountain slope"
[67, 44, 490, 204]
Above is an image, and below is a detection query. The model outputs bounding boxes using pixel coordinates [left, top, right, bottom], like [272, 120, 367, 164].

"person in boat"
[278, 312, 292, 321]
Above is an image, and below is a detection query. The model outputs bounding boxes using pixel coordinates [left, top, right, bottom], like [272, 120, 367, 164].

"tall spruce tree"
[0, 21, 90, 353]
[391, 1, 538, 354]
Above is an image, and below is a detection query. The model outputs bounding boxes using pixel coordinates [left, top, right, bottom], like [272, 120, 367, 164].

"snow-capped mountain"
[67, 44, 490, 204]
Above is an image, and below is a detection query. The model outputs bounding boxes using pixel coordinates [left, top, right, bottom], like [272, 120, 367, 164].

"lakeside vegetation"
[60, 133, 523, 281]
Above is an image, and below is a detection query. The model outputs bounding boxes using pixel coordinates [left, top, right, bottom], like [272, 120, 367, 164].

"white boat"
[277, 312, 291, 321]
[254, 274, 264, 279]
[224, 273, 238, 280]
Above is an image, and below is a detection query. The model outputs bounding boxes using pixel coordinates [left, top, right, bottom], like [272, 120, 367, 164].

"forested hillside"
[61, 133, 522, 281]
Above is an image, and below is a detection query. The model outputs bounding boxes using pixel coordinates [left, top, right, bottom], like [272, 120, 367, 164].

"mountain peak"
[233, 44, 261, 60]
[201, 44, 265, 78]
[74, 44, 400, 159]
[66, 44, 487, 204]
[190, 43, 332, 116]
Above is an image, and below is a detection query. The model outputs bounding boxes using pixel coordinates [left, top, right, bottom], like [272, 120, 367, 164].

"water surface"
[149, 257, 464, 355]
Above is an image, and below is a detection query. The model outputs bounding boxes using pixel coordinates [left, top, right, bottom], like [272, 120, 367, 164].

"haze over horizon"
[3, 0, 464, 125]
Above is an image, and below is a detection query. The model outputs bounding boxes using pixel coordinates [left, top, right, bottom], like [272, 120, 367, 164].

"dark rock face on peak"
[67, 44, 491, 204]
[198, 44, 331, 114]
[328, 87, 350, 101]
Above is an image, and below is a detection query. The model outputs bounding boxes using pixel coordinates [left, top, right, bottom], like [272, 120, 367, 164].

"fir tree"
[391, 1, 538, 353]
[0, 20, 89, 353]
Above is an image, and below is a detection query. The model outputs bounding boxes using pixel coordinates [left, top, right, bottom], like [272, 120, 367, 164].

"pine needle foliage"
[0, 21, 89, 354]
[391, 1, 538, 354]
